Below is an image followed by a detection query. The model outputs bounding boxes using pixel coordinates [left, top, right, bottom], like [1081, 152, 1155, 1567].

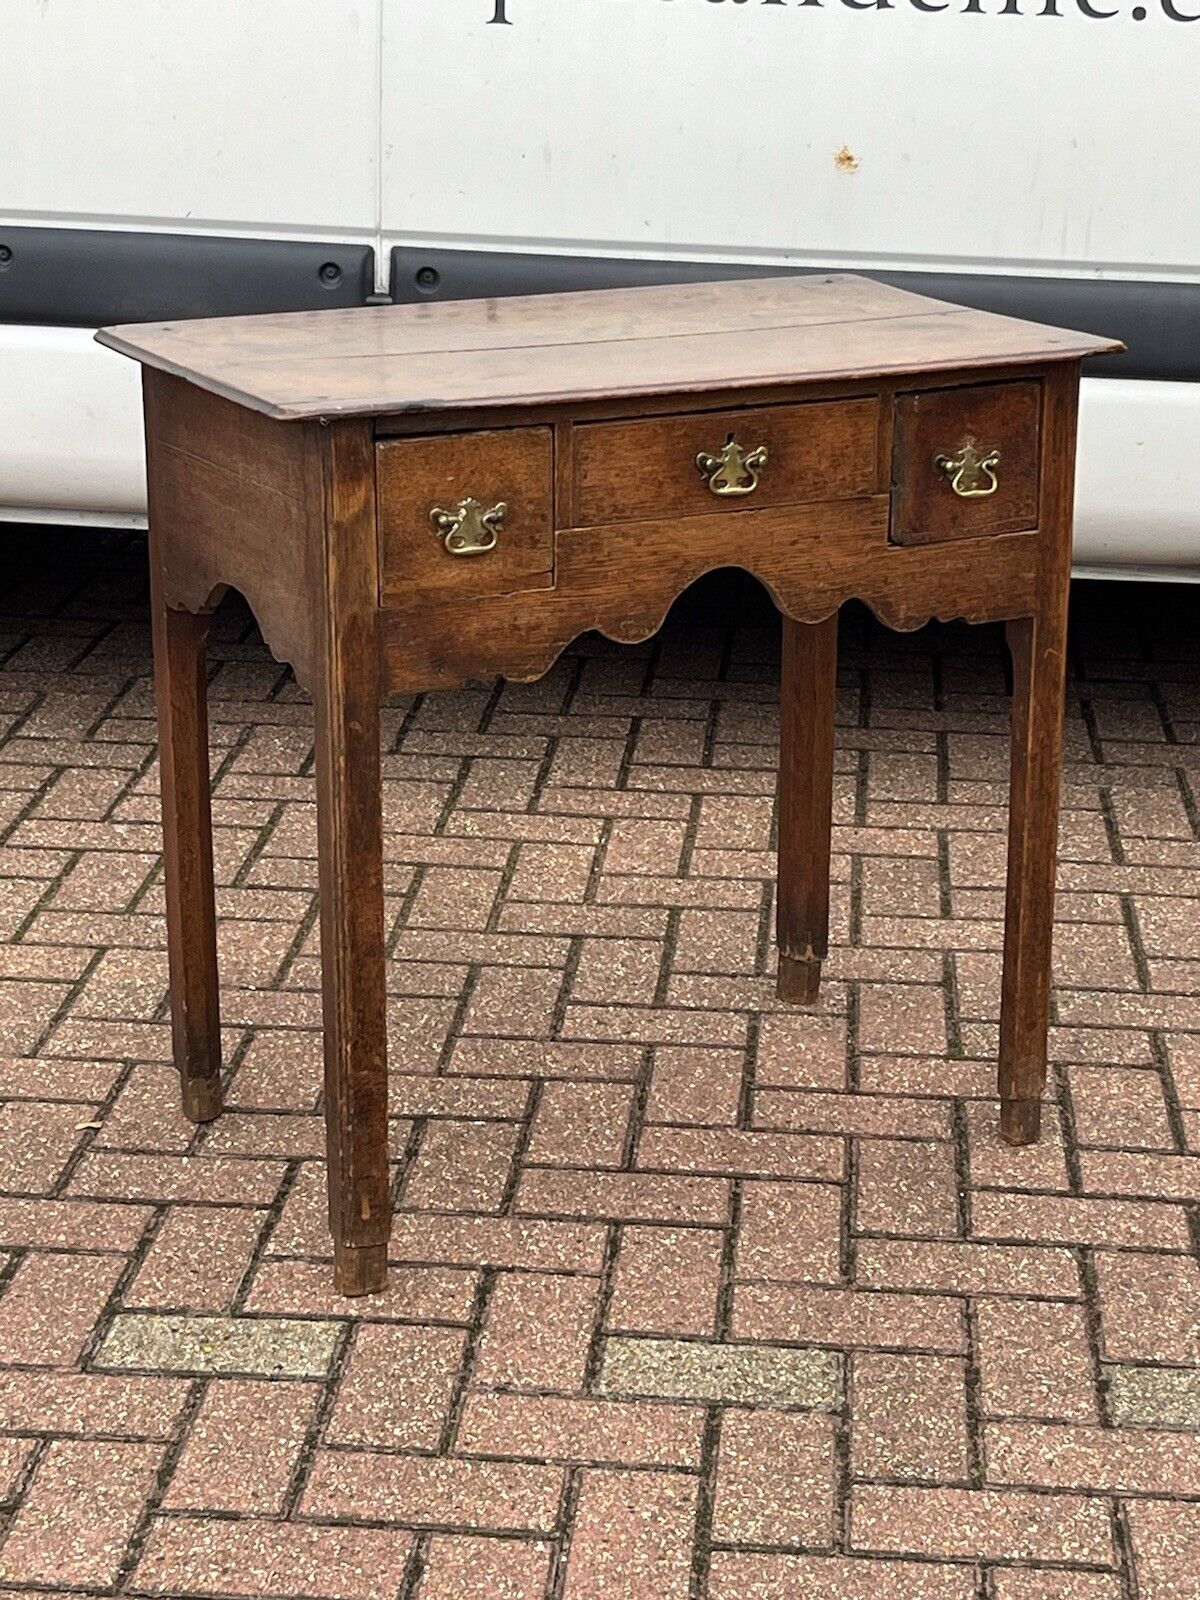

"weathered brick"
[526, 1080, 635, 1169]
[0, 1368, 188, 1438]
[852, 1353, 969, 1483]
[713, 1409, 836, 1547]
[851, 1484, 1112, 1564]
[1094, 1251, 1200, 1363]
[456, 1393, 703, 1469]
[561, 1467, 696, 1600]
[855, 1138, 959, 1237]
[327, 1324, 465, 1449]
[163, 1378, 319, 1513]
[976, 1299, 1098, 1422]
[709, 1553, 976, 1600]
[735, 1179, 843, 1284]
[417, 1534, 553, 1599]
[0, 1439, 163, 1587]
[0, 1249, 123, 1367]
[304, 1451, 563, 1532]
[1126, 1499, 1200, 1600]
[126, 1204, 266, 1311]
[474, 1270, 598, 1392]
[134, 1516, 413, 1599]
[608, 1224, 724, 1338]
[985, 1419, 1200, 1497]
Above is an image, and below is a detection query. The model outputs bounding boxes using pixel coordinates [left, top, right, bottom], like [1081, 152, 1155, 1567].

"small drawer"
[572, 397, 879, 528]
[891, 380, 1041, 546]
[377, 427, 554, 604]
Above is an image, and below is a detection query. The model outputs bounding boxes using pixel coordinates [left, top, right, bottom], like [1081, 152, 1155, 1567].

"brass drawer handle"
[935, 441, 1001, 499]
[430, 498, 507, 557]
[696, 436, 769, 497]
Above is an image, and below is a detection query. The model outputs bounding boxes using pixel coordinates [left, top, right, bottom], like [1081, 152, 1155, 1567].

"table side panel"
[144, 370, 326, 690]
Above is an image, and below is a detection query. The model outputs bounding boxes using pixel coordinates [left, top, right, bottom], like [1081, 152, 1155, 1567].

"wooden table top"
[98, 273, 1121, 422]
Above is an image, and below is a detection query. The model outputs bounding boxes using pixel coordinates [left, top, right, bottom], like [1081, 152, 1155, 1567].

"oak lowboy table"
[100, 275, 1119, 1295]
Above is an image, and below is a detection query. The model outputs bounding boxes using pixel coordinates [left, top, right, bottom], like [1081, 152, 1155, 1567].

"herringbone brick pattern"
[0, 529, 1197, 1598]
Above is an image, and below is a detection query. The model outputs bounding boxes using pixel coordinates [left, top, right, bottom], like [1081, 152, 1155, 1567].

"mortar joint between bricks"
[621, 1046, 654, 1171]
[397, 1532, 432, 1600]
[736, 1012, 760, 1133]
[951, 1096, 972, 1237]
[689, 1406, 721, 1600]
[841, 1152, 860, 1302]
[225, 739, 286, 893]
[545, 1466, 584, 1600]
[282, 1316, 357, 1518]
[832, 1386, 852, 1554]
[499, 1079, 543, 1214]
[78, 1192, 176, 1369]
[1146, 1029, 1190, 1155]
[1052, 1060, 1085, 1195]
[47, 1044, 135, 1199]
[675, 790, 705, 882]
[386, 690, 423, 754]
[438, 1268, 499, 1455]
[941, 948, 964, 1061]
[112, 1372, 210, 1590]
[1076, 1243, 1115, 1430]
[650, 905, 683, 1010]
[1173, 765, 1200, 840]
[1112, 1498, 1142, 1600]
[230, 1155, 303, 1314]
[583, 1224, 622, 1393]
[962, 1298, 987, 1487]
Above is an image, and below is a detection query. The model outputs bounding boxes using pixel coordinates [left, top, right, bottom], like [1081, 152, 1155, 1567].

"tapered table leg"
[312, 424, 390, 1297]
[150, 567, 223, 1125]
[314, 650, 390, 1294]
[776, 612, 839, 1004]
[998, 606, 1068, 1145]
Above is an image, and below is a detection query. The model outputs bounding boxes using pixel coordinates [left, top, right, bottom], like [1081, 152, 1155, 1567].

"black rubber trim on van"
[0, 227, 378, 326]
[389, 247, 1195, 383]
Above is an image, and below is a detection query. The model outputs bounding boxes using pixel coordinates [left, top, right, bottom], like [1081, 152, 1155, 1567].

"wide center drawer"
[572, 397, 880, 528]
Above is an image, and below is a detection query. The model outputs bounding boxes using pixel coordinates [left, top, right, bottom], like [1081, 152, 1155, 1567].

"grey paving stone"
[95, 1313, 342, 1378]
[598, 1335, 841, 1408]
[1106, 1364, 1200, 1428]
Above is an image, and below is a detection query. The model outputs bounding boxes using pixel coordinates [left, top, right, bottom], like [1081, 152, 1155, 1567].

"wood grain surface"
[131, 276, 1116, 1288]
[98, 274, 1120, 421]
[573, 397, 879, 527]
[891, 379, 1042, 546]
[378, 425, 554, 604]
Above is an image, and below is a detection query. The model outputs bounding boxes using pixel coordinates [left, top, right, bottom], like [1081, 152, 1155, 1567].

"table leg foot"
[777, 952, 822, 1005]
[335, 1242, 388, 1297]
[1000, 1096, 1042, 1146]
[181, 1075, 223, 1124]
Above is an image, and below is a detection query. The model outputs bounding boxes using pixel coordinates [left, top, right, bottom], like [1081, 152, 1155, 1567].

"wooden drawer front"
[891, 381, 1041, 547]
[378, 427, 554, 604]
[572, 398, 879, 528]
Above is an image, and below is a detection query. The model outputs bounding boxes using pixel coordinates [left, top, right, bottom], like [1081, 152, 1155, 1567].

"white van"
[2, 0, 1198, 577]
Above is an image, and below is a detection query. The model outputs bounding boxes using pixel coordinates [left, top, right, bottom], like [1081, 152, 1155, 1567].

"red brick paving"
[0, 536, 1197, 1595]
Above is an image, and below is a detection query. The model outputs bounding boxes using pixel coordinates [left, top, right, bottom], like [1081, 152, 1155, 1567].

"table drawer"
[572, 398, 880, 528]
[377, 426, 554, 604]
[891, 380, 1042, 547]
